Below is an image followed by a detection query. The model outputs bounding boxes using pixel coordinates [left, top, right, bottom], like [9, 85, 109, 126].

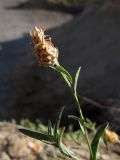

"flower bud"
[30, 27, 58, 67]
[105, 129, 119, 143]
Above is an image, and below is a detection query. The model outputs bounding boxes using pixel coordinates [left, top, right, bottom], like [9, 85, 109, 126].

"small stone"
[7, 135, 31, 158]
[0, 152, 10, 160]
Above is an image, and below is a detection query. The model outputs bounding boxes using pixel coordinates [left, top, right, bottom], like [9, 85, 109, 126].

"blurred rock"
[0, 0, 120, 131]
[0, 0, 72, 121]
[28, 0, 120, 15]
[47, 7, 120, 130]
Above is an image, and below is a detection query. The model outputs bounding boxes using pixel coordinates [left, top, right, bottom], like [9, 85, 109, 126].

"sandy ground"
[0, 123, 119, 160]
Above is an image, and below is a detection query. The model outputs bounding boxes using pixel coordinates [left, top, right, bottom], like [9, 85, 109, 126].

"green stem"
[58, 66, 93, 159]
[53, 63, 93, 159]
[73, 94, 93, 158]
[73, 93, 93, 159]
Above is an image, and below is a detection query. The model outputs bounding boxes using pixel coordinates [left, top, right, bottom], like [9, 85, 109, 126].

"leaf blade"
[55, 65, 72, 83]
[91, 122, 108, 160]
[54, 107, 64, 139]
[68, 115, 85, 134]
[74, 67, 81, 95]
[19, 128, 55, 143]
[48, 120, 53, 135]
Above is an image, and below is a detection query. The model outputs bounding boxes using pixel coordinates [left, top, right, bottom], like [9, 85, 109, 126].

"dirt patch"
[0, 123, 119, 160]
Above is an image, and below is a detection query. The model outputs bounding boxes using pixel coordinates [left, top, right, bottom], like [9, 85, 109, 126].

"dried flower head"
[30, 27, 58, 67]
[105, 129, 119, 143]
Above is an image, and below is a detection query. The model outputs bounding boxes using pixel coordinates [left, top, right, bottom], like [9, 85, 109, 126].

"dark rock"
[0, 1, 120, 131]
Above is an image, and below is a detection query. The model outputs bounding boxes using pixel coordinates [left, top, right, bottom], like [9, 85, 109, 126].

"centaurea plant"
[19, 27, 109, 160]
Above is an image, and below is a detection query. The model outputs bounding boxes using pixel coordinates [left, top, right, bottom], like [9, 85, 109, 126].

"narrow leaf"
[58, 127, 65, 144]
[59, 142, 79, 160]
[91, 123, 108, 160]
[68, 115, 85, 134]
[54, 107, 64, 138]
[84, 119, 96, 131]
[55, 65, 72, 82]
[19, 128, 55, 143]
[61, 72, 71, 87]
[48, 120, 53, 135]
[74, 67, 81, 95]
[58, 128, 78, 160]
[51, 65, 72, 87]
